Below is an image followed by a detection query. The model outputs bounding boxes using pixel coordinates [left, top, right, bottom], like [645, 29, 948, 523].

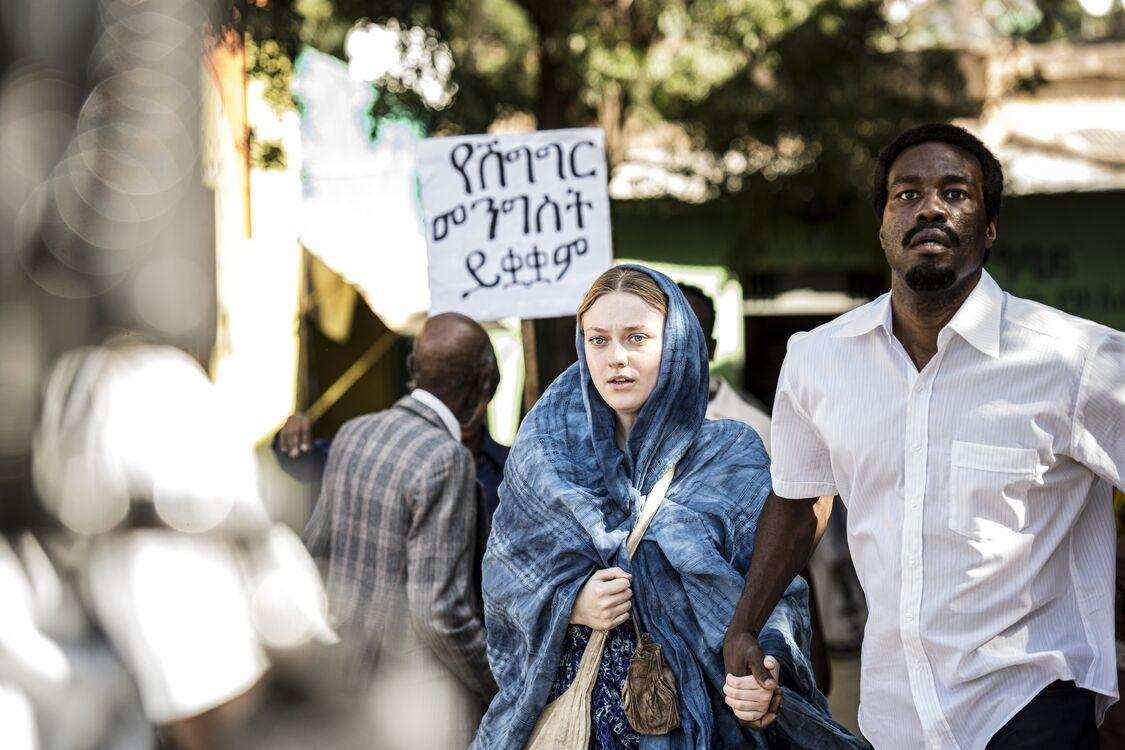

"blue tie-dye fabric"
[472, 265, 868, 749]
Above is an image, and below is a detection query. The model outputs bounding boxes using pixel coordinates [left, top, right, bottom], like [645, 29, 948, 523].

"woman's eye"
[589, 336, 605, 346]
[630, 334, 647, 343]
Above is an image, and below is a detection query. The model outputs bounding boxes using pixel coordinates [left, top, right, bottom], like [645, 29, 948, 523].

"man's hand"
[723, 629, 782, 729]
[278, 413, 312, 458]
[724, 655, 782, 729]
[569, 567, 632, 630]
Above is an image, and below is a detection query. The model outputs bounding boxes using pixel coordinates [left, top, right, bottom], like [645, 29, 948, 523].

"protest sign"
[416, 128, 613, 321]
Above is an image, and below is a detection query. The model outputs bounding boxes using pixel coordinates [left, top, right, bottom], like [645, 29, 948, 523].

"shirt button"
[907, 556, 917, 566]
[905, 612, 914, 621]
[911, 443, 921, 452]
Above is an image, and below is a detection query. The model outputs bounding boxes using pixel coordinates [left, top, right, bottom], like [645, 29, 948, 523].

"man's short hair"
[872, 123, 1004, 229]
[676, 282, 715, 335]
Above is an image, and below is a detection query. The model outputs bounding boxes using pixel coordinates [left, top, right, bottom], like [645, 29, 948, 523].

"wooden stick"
[521, 318, 540, 414]
[304, 331, 398, 423]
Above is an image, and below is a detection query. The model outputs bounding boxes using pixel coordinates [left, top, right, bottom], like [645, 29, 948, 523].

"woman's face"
[581, 291, 665, 436]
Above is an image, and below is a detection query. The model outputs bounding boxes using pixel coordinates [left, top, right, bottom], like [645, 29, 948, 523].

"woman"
[472, 265, 865, 749]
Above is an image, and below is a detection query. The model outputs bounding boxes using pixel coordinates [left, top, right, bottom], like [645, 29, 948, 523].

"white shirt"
[705, 376, 772, 456]
[771, 270, 1124, 749]
[411, 388, 461, 441]
[84, 531, 269, 724]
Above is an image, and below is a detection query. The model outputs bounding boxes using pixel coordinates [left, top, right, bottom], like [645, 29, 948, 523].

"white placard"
[417, 128, 613, 321]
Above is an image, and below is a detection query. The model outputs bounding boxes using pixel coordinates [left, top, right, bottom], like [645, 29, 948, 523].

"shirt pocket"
[949, 441, 1040, 540]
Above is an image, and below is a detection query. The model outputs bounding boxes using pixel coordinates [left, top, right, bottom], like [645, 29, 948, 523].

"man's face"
[879, 141, 996, 294]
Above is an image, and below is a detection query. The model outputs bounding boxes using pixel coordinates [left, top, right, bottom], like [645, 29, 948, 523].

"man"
[302, 312, 499, 749]
[676, 282, 773, 454]
[723, 123, 1124, 749]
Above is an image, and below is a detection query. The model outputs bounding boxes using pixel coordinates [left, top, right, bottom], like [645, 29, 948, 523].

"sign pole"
[521, 318, 540, 414]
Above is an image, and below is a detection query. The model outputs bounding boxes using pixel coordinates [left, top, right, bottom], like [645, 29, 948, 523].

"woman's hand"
[569, 567, 632, 630]
[724, 655, 782, 729]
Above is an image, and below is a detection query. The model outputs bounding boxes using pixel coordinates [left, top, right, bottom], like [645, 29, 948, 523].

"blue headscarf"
[473, 264, 866, 749]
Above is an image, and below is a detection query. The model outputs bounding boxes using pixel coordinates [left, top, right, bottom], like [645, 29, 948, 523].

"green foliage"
[234, 0, 1095, 272]
[248, 127, 288, 170]
[656, 0, 977, 274]
[245, 35, 299, 114]
[240, 0, 536, 136]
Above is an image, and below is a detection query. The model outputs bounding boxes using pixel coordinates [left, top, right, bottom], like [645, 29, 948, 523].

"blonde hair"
[576, 266, 667, 325]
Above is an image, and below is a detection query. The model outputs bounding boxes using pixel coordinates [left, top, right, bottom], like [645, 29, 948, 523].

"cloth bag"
[524, 466, 679, 749]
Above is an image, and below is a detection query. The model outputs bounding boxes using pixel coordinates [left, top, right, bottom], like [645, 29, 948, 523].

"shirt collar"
[830, 270, 1003, 359]
[831, 291, 892, 339]
[944, 269, 1003, 359]
[410, 389, 461, 441]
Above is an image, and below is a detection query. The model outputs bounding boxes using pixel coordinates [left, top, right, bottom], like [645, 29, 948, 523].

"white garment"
[771, 270, 1124, 750]
[411, 388, 461, 441]
[0, 683, 35, 750]
[84, 531, 269, 725]
[705, 376, 772, 456]
[0, 534, 150, 750]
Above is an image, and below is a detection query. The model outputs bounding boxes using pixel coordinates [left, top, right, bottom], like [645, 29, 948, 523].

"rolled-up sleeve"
[1072, 328, 1125, 488]
[771, 339, 837, 500]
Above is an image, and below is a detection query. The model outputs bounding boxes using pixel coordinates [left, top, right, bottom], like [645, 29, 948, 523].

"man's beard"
[903, 261, 957, 291]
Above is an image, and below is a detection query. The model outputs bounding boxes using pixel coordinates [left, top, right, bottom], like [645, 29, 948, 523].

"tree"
[235, 0, 1094, 385]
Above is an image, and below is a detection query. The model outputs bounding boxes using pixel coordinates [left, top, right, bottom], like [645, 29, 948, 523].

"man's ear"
[458, 374, 490, 429]
[480, 369, 496, 399]
[406, 353, 417, 379]
[985, 218, 997, 247]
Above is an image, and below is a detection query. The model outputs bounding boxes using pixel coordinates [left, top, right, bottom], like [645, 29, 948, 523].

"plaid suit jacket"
[303, 395, 496, 700]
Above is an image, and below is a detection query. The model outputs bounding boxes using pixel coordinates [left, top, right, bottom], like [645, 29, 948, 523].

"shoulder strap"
[625, 464, 675, 559]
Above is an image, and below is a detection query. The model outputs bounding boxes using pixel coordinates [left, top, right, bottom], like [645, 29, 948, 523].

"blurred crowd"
[0, 341, 358, 749]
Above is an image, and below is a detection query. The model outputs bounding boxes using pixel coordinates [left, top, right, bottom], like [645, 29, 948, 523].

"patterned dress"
[548, 623, 639, 749]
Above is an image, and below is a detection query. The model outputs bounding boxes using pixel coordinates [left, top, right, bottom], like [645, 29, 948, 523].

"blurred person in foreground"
[472, 265, 865, 749]
[24, 339, 337, 750]
[301, 312, 499, 750]
[724, 123, 1125, 749]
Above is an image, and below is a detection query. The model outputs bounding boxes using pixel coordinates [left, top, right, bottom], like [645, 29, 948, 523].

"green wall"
[988, 191, 1125, 331]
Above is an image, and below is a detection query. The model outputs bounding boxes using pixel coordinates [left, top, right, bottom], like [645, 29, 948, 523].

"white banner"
[294, 48, 430, 333]
[417, 128, 613, 321]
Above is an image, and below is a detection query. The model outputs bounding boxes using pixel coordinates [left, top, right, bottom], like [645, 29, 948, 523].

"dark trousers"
[986, 680, 1099, 749]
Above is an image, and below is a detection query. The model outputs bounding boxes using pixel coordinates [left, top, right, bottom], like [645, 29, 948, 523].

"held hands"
[570, 567, 632, 630]
[278, 413, 312, 458]
[724, 656, 781, 729]
[723, 630, 782, 730]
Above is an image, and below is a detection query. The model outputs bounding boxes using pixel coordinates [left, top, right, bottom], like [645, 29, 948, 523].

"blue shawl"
[473, 265, 866, 749]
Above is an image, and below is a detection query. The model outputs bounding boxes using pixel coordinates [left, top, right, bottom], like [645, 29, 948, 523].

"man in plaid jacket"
[303, 312, 499, 749]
